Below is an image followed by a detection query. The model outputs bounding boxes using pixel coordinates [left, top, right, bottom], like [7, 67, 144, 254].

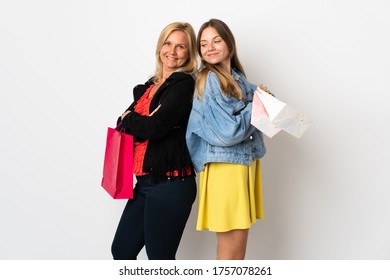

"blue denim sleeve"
[194, 72, 256, 147]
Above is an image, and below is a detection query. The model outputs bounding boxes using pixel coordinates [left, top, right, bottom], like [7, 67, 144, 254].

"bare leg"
[216, 229, 249, 260]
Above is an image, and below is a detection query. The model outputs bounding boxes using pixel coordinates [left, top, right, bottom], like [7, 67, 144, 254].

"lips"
[166, 56, 177, 61]
[206, 52, 219, 58]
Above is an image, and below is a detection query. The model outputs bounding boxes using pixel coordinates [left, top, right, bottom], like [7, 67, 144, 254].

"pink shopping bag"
[251, 89, 281, 138]
[101, 126, 133, 199]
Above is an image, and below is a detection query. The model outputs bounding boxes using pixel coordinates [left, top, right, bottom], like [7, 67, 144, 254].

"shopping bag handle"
[116, 121, 125, 133]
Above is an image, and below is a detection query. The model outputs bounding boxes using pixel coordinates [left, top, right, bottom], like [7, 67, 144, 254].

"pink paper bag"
[251, 89, 282, 138]
[251, 88, 311, 138]
[101, 126, 133, 199]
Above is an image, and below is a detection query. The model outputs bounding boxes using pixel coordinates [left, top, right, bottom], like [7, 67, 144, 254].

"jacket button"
[249, 135, 253, 140]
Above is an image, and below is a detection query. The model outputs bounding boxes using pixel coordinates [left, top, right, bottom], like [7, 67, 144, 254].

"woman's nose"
[169, 45, 176, 54]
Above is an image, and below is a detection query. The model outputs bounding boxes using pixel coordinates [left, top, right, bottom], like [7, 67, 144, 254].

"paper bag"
[251, 88, 311, 138]
[101, 126, 133, 199]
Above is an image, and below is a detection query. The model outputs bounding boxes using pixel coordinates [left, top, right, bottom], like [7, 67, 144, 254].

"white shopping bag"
[251, 87, 311, 138]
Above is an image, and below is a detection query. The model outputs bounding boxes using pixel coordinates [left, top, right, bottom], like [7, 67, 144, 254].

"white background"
[1, 0, 389, 260]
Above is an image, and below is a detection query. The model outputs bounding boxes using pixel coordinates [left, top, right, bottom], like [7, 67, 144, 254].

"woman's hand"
[258, 83, 270, 93]
[149, 104, 161, 116]
[121, 110, 131, 120]
[120, 104, 160, 121]
[258, 83, 274, 96]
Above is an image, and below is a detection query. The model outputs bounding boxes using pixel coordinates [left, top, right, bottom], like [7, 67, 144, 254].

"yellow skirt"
[196, 160, 264, 232]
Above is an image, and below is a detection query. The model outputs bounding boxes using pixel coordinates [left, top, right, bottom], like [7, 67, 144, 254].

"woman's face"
[160, 30, 189, 73]
[199, 27, 230, 70]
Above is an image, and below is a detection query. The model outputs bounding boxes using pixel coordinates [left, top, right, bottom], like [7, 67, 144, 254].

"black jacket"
[120, 72, 195, 182]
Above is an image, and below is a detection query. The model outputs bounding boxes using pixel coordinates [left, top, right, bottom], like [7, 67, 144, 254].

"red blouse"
[133, 85, 154, 176]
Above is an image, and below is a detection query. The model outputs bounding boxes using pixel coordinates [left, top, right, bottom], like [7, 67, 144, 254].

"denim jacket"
[186, 69, 266, 172]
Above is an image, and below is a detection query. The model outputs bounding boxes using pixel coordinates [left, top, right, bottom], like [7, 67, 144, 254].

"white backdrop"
[1, 0, 389, 260]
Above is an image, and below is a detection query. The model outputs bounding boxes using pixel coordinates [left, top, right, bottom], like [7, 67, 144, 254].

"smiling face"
[159, 30, 189, 75]
[199, 26, 231, 72]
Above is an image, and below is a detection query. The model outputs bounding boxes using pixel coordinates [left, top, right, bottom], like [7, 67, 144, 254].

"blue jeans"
[111, 174, 197, 260]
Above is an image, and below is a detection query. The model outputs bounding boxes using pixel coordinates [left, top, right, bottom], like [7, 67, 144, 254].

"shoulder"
[203, 71, 220, 91]
[167, 72, 195, 95]
[133, 81, 152, 101]
[168, 72, 195, 85]
[231, 69, 248, 83]
[205, 70, 218, 82]
[162, 72, 195, 104]
[170, 72, 194, 81]
[202, 71, 222, 98]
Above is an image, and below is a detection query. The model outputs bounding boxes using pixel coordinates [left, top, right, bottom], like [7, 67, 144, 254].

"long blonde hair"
[196, 19, 246, 100]
[153, 22, 198, 83]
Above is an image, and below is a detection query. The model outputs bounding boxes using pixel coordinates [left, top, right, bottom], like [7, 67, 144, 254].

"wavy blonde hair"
[196, 19, 246, 100]
[153, 22, 198, 83]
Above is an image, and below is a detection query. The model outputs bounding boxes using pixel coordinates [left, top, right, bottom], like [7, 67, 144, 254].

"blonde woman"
[111, 22, 198, 260]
